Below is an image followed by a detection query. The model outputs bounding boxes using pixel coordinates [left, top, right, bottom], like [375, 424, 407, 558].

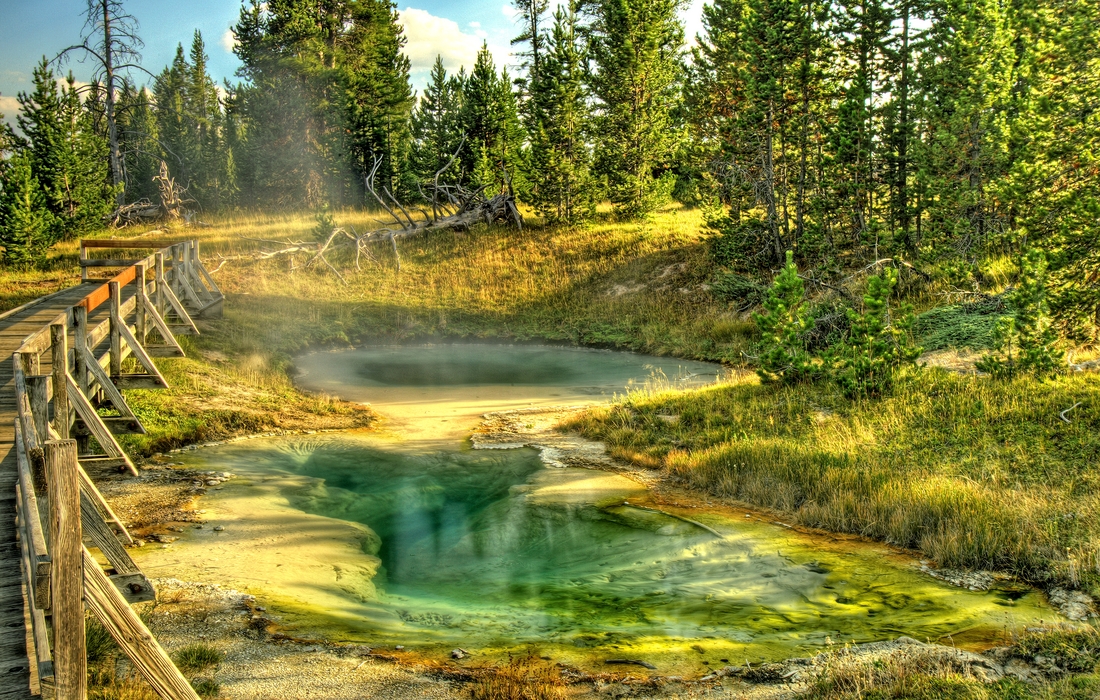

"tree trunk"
[102, 0, 124, 207]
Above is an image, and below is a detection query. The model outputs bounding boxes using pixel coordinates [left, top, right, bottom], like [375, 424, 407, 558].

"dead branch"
[240, 148, 520, 281]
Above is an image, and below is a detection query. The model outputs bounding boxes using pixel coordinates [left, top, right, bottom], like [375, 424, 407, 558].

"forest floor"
[5, 206, 1100, 698]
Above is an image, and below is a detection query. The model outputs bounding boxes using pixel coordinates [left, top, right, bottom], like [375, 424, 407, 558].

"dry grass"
[470, 656, 566, 700]
[804, 635, 1100, 699]
[108, 204, 747, 362]
[805, 648, 992, 699]
[568, 369, 1100, 589]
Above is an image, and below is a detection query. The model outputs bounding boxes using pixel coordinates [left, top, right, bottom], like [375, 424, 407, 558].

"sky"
[0, 0, 706, 131]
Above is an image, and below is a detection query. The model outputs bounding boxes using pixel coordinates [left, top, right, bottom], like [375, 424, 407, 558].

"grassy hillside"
[185, 205, 747, 361]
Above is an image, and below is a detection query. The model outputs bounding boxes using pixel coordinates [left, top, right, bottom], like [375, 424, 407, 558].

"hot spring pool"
[140, 345, 1059, 672]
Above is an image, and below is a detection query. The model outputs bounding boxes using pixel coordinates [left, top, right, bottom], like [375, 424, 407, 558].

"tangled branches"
[245, 141, 523, 282]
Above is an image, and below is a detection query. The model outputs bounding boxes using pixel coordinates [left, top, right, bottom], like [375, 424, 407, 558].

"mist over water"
[177, 345, 1057, 667]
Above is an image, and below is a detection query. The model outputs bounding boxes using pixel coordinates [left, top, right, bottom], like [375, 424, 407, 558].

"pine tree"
[459, 45, 525, 193]
[910, 0, 1014, 263]
[688, 0, 829, 261]
[341, 0, 414, 199]
[977, 249, 1063, 379]
[832, 267, 921, 398]
[589, 0, 684, 218]
[526, 1, 596, 223]
[830, 0, 894, 251]
[0, 151, 57, 267]
[410, 57, 465, 189]
[512, 0, 550, 86]
[753, 251, 818, 383]
[116, 79, 161, 203]
[154, 44, 192, 184]
[232, 0, 413, 207]
[16, 59, 112, 236]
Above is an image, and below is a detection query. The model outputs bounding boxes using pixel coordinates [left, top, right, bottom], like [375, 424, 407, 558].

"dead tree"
[106, 160, 196, 227]
[246, 141, 522, 279]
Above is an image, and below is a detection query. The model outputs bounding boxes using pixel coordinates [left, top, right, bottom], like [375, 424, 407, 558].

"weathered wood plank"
[66, 375, 136, 476]
[45, 440, 85, 699]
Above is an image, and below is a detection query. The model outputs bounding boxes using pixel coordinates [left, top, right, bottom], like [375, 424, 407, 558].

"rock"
[1048, 587, 1095, 621]
[921, 566, 996, 591]
[213, 525, 225, 532]
[394, 645, 405, 651]
[605, 659, 657, 670]
[450, 649, 467, 660]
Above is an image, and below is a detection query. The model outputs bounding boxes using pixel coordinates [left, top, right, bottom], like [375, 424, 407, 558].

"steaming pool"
[139, 344, 1059, 672]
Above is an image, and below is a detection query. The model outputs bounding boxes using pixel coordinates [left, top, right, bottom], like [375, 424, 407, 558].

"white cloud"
[398, 7, 513, 90]
[0, 95, 21, 132]
[220, 28, 238, 54]
[468, 21, 481, 28]
[501, 3, 519, 20]
[0, 95, 20, 117]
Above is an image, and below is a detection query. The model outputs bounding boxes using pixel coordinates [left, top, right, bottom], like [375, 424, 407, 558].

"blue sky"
[1, 0, 705, 130]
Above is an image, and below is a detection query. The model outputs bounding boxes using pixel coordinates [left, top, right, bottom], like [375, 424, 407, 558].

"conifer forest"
[0, 0, 1095, 338]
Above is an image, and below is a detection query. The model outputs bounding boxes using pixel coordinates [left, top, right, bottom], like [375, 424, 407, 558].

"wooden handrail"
[12, 238, 223, 699]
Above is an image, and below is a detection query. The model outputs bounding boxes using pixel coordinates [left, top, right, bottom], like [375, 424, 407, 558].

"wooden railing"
[14, 240, 223, 699]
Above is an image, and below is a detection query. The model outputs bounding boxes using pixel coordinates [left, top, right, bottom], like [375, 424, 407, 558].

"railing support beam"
[50, 323, 70, 440]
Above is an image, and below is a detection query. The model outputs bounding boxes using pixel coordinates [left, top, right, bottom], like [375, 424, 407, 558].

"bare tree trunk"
[102, 0, 124, 207]
[764, 100, 783, 264]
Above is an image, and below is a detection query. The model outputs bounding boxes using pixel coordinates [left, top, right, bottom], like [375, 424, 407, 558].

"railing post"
[26, 374, 49, 444]
[135, 263, 148, 345]
[45, 439, 86, 699]
[50, 323, 70, 440]
[80, 240, 88, 283]
[155, 253, 166, 316]
[109, 281, 121, 378]
[24, 348, 40, 375]
[73, 306, 89, 395]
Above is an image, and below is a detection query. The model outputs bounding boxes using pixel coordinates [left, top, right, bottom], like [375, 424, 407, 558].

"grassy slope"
[195, 205, 746, 360]
[567, 371, 1100, 586]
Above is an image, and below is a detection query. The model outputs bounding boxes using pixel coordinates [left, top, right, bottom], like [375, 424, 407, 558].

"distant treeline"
[0, 0, 1097, 334]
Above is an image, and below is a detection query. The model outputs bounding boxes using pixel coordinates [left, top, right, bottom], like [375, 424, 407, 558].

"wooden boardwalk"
[0, 285, 100, 699]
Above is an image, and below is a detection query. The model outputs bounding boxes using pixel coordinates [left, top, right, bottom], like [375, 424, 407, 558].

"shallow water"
[159, 345, 1059, 671]
[292, 344, 723, 439]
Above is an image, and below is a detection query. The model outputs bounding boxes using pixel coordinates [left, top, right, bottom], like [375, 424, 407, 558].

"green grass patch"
[1014, 626, 1100, 673]
[173, 643, 223, 673]
[914, 297, 1010, 352]
[86, 616, 117, 666]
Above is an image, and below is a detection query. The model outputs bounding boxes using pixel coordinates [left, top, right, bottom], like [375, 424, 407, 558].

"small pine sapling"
[832, 267, 921, 398]
[977, 249, 1063, 378]
[0, 151, 57, 268]
[752, 251, 819, 383]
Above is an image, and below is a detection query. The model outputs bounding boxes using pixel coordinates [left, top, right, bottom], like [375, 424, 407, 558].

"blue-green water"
[173, 345, 1059, 669]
